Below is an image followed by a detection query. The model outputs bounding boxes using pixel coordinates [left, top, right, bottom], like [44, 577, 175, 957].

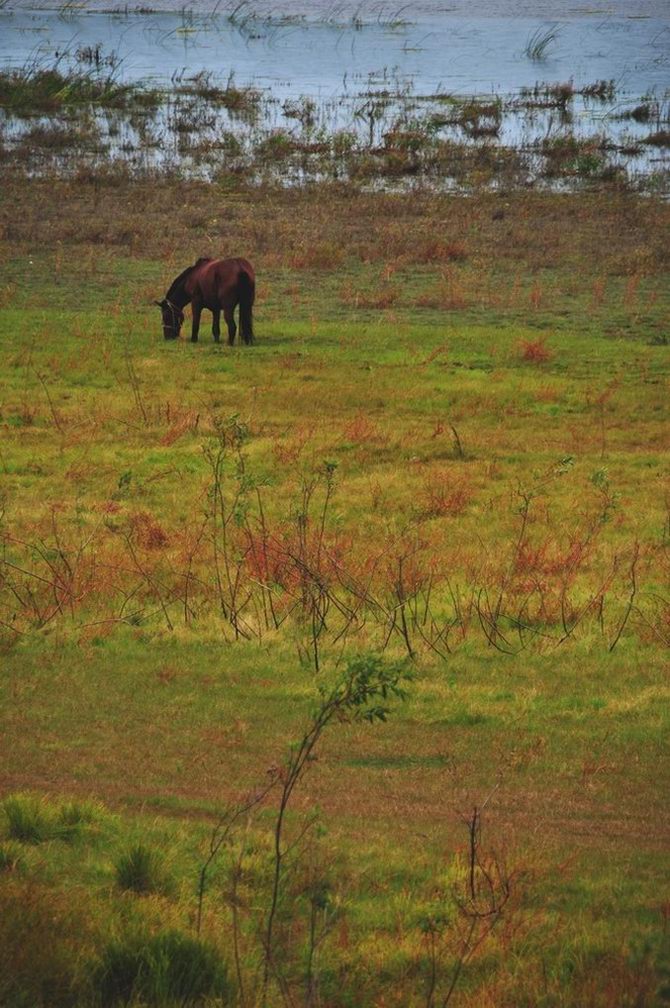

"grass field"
[1, 175, 669, 1007]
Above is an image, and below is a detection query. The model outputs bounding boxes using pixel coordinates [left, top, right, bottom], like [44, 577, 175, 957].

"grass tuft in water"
[524, 24, 562, 62]
[0, 62, 161, 113]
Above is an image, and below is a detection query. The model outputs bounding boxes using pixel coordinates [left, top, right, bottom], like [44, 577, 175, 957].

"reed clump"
[0, 65, 161, 112]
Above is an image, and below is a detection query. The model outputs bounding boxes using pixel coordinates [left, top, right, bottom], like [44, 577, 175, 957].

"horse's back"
[189, 257, 254, 307]
[215, 256, 254, 283]
[200, 257, 254, 283]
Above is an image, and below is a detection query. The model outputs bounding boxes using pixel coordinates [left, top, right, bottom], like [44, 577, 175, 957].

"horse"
[155, 257, 255, 344]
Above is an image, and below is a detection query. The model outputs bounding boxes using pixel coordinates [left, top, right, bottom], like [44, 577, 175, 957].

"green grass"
[0, 179, 669, 1006]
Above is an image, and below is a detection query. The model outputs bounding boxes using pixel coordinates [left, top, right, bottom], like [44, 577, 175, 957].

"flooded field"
[0, 0, 668, 186]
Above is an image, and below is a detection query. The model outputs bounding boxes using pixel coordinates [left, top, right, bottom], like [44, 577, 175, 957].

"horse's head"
[155, 299, 184, 340]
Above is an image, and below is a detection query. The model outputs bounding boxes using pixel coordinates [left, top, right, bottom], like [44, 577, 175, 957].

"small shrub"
[419, 472, 472, 518]
[95, 930, 230, 1007]
[342, 413, 386, 445]
[413, 239, 468, 264]
[115, 843, 171, 895]
[130, 510, 169, 550]
[518, 336, 554, 363]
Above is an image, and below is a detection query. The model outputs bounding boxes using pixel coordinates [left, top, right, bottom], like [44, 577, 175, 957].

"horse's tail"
[238, 264, 255, 345]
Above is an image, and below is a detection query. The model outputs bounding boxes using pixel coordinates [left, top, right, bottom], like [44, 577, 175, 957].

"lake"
[1, 1, 668, 101]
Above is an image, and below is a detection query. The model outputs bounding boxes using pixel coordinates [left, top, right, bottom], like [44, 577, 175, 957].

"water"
[1, 1, 668, 100]
[0, 0, 668, 184]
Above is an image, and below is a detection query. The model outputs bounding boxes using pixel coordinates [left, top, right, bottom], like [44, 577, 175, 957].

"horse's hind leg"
[212, 309, 221, 343]
[224, 306, 237, 346]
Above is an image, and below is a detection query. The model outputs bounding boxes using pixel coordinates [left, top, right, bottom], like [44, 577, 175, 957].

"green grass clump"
[2, 793, 100, 845]
[95, 930, 230, 1007]
[57, 799, 101, 828]
[3, 793, 55, 844]
[114, 843, 172, 895]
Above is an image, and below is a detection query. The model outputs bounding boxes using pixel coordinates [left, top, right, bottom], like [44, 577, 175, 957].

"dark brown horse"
[155, 257, 255, 344]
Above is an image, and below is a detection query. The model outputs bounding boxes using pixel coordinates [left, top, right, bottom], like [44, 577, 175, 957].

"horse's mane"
[166, 258, 213, 299]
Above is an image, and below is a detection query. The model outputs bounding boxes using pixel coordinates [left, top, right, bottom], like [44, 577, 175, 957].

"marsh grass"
[523, 24, 562, 62]
[0, 64, 161, 113]
[177, 70, 262, 123]
[0, 57, 664, 192]
[643, 130, 670, 148]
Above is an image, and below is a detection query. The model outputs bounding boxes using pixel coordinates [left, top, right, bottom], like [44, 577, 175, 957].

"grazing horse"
[155, 257, 255, 344]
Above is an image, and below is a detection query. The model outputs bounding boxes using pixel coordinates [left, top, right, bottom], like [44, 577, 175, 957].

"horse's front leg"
[224, 306, 237, 346]
[212, 309, 221, 343]
[191, 299, 202, 342]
